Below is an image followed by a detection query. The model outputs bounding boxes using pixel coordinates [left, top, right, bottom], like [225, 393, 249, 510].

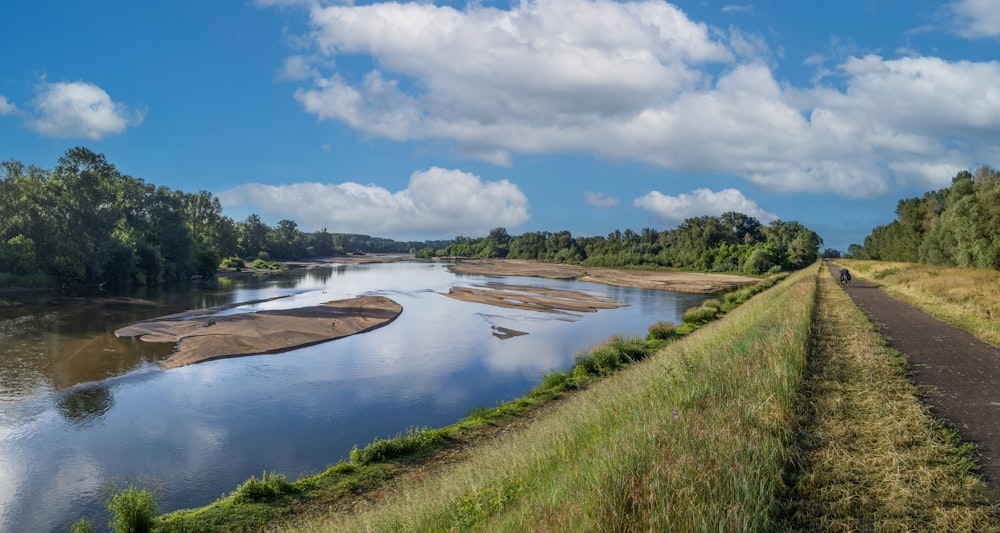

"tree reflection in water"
[56, 381, 114, 426]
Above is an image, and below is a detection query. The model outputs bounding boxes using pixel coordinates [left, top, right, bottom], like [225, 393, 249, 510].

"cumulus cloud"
[271, 0, 1000, 199]
[949, 0, 1000, 38]
[27, 81, 143, 140]
[584, 191, 619, 209]
[0, 96, 15, 115]
[218, 167, 529, 238]
[634, 188, 777, 226]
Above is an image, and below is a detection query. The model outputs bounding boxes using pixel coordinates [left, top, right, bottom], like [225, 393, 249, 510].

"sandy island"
[445, 283, 624, 315]
[115, 295, 402, 369]
[446, 259, 759, 294]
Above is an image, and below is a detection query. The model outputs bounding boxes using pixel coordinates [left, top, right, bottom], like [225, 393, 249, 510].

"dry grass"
[778, 266, 997, 530]
[840, 260, 1000, 347]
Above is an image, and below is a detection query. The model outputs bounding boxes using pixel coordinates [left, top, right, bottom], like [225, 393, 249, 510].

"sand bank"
[446, 259, 758, 294]
[115, 295, 402, 369]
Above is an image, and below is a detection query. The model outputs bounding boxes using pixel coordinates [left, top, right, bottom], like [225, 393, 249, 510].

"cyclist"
[839, 268, 851, 286]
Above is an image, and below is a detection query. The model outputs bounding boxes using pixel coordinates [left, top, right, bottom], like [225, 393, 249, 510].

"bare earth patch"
[115, 295, 402, 369]
[446, 259, 759, 294]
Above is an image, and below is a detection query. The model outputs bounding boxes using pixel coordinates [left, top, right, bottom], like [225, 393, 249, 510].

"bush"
[682, 304, 718, 325]
[247, 259, 284, 271]
[106, 484, 158, 533]
[647, 320, 678, 341]
[219, 256, 245, 270]
[231, 471, 294, 504]
[69, 518, 95, 533]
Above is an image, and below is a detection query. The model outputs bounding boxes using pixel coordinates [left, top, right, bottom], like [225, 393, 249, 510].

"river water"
[0, 261, 708, 531]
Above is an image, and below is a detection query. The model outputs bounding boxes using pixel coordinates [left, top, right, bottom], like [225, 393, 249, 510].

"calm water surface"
[0, 261, 708, 531]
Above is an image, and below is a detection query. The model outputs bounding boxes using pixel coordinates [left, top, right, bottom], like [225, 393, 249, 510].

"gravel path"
[830, 263, 1000, 499]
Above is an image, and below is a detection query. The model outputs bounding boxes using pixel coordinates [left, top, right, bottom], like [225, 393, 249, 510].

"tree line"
[852, 166, 1000, 269]
[428, 211, 823, 275]
[1, 148, 824, 288]
[0, 148, 444, 288]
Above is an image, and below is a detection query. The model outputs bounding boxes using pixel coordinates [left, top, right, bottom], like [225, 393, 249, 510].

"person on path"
[839, 268, 851, 286]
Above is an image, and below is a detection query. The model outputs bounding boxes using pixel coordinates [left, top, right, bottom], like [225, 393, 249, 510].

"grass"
[778, 264, 997, 530]
[838, 259, 1000, 347]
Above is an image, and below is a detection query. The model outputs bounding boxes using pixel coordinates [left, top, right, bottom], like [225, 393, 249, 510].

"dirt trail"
[830, 263, 1000, 498]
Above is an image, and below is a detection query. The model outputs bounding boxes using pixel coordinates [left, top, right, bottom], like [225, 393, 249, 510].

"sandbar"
[444, 283, 624, 315]
[115, 295, 402, 369]
[447, 259, 758, 294]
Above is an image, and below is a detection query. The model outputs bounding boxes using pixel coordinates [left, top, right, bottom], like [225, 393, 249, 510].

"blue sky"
[2, 0, 998, 252]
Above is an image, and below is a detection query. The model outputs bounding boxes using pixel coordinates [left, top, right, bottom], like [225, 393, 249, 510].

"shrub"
[682, 304, 718, 324]
[647, 320, 678, 341]
[69, 518, 95, 533]
[231, 471, 294, 504]
[219, 256, 245, 270]
[106, 484, 158, 533]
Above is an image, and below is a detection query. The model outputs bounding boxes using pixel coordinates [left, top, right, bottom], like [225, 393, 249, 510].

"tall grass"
[300, 268, 815, 531]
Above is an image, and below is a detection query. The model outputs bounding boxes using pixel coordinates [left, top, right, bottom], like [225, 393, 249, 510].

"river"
[0, 261, 709, 531]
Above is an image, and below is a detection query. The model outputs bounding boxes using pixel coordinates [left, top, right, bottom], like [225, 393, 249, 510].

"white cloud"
[584, 191, 619, 209]
[218, 167, 529, 238]
[0, 96, 15, 115]
[27, 81, 143, 140]
[634, 188, 777, 226]
[949, 0, 1000, 38]
[271, 0, 1000, 200]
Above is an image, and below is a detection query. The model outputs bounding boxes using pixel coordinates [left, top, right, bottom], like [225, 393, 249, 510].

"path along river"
[0, 261, 711, 531]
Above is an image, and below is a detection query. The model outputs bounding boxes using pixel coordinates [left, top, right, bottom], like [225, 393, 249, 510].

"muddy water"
[0, 262, 709, 531]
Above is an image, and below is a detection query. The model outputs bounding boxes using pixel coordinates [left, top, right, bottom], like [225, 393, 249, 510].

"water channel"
[0, 261, 709, 531]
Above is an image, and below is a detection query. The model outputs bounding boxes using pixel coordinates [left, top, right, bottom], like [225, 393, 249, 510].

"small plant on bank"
[647, 320, 678, 341]
[231, 471, 295, 504]
[105, 482, 160, 533]
[69, 517, 95, 533]
[350, 427, 448, 465]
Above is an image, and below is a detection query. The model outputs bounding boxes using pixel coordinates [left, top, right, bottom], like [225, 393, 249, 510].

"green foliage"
[855, 165, 1000, 270]
[69, 517, 95, 533]
[682, 303, 719, 324]
[349, 427, 448, 465]
[451, 478, 525, 530]
[231, 471, 294, 504]
[219, 256, 244, 269]
[247, 259, 285, 271]
[106, 484, 159, 533]
[0, 234, 37, 274]
[441, 214, 820, 274]
[647, 320, 678, 340]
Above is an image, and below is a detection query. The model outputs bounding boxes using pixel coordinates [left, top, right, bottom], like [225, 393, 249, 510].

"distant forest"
[0, 148, 446, 288]
[426, 215, 823, 276]
[0, 148, 823, 289]
[852, 166, 1000, 269]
